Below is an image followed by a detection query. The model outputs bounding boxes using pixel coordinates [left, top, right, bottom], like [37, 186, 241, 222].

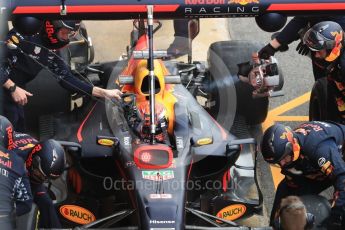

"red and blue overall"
[8, 131, 62, 228]
[271, 121, 345, 229]
[1, 25, 92, 132]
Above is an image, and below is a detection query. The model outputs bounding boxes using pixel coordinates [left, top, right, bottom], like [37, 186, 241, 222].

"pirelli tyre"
[25, 69, 70, 138]
[207, 40, 269, 127]
[309, 78, 339, 122]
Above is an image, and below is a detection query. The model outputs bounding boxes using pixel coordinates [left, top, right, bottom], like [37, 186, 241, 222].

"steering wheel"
[121, 92, 135, 98]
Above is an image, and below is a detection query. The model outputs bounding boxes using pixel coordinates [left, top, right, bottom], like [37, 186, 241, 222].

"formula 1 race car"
[4, 0, 342, 230]
[17, 11, 285, 230]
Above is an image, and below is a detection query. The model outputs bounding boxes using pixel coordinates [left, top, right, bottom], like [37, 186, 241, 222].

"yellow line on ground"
[261, 92, 311, 189]
[262, 116, 275, 131]
[273, 116, 309, 121]
[268, 92, 311, 117]
[270, 166, 283, 190]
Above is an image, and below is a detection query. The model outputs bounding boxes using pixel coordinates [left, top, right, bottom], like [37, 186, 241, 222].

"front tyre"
[207, 40, 269, 127]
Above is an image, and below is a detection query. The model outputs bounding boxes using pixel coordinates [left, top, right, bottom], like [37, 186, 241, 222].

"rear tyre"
[25, 71, 70, 138]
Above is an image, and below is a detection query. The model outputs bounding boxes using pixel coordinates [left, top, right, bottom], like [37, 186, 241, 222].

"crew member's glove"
[327, 206, 345, 230]
[258, 43, 278, 59]
[296, 41, 310, 56]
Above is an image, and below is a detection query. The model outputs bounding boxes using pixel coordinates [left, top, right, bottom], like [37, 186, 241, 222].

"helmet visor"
[61, 21, 80, 31]
[274, 141, 294, 165]
[303, 29, 327, 52]
[57, 27, 79, 42]
[265, 134, 294, 164]
[62, 21, 80, 39]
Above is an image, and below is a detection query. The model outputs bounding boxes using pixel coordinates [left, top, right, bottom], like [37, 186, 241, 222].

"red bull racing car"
[1, 0, 343, 229]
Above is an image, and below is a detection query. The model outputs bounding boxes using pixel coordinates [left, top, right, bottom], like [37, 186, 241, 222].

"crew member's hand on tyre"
[11, 86, 33, 106]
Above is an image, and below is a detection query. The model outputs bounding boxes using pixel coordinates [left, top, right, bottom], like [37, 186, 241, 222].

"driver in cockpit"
[136, 102, 170, 144]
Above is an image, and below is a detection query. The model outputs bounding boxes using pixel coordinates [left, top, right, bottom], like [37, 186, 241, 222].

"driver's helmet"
[303, 21, 344, 62]
[137, 102, 168, 142]
[41, 20, 81, 49]
[0, 115, 14, 149]
[260, 124, 300, 164]
[26, 139, 66, 183]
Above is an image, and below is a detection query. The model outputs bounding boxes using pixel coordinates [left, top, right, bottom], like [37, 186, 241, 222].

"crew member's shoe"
[167, 37, 189, 58]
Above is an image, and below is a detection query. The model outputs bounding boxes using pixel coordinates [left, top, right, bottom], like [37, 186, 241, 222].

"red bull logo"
[6, 126, 14, 150]
[228, 0, 259, 5]
[0, 151, 12, 168]
[0, 159, 12, 168]
[45, 21, 58, 44]
[15, 137, 36, 146]
[25, 144, 42, 168]
[185, 0, 225, 4]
